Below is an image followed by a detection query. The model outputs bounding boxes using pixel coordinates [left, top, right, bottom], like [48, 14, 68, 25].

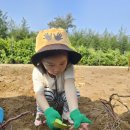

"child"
[31, 28, 92, 130]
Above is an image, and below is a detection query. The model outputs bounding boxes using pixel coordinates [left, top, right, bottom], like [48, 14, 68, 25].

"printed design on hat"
[43, 33, 52, 41]
[54, 33, 63, 41]
[43, 32, 63, 41]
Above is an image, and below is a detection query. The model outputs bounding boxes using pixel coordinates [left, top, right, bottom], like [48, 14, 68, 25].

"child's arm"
[64, 65, 92, 129]
[64, 65, 78, 111]
[32, 67, 62, 129]
[65, 79, 92, 129]
[32, 67, 49, 111]
[35, 91, 50, 111]
[35, 92, 62, 130]
[64, 78, 78, 111]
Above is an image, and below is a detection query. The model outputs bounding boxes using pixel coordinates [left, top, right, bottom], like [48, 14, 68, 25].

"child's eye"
[48, 64, 55, 67]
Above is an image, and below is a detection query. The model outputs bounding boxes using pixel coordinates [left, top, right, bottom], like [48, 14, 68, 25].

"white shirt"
[32, 64, 74, 93]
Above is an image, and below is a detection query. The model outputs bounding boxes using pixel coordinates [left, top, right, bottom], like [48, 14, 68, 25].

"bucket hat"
[31, 28, 82, 66]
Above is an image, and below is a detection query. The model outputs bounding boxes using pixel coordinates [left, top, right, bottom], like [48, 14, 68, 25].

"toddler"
[31, 28, 92, 130]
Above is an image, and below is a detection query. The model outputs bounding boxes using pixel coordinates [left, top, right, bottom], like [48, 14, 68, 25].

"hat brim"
[31, 44, 82, 66]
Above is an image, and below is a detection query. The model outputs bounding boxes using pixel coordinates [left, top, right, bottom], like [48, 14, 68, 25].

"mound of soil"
[0, 64, 130, 130]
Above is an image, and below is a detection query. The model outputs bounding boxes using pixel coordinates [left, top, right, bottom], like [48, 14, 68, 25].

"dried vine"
[100, 93, 130, 130]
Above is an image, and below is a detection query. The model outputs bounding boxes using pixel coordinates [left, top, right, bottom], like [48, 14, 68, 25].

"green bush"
[0, 29, 129, 66]
[0, 38, 35, 63]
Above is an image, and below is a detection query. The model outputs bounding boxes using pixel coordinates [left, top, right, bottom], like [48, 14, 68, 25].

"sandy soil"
[0, 64, 130, 130]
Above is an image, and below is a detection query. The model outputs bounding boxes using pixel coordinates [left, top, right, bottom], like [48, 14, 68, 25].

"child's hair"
[37, 50, 69, 74]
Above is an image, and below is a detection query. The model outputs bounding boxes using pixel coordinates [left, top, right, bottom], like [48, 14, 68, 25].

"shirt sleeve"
[32, 67, 45, 92]
[64, 64, 74, 79]
[64, 65, 78, 111]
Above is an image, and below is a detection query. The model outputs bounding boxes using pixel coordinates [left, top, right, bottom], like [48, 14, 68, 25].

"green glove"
[70, 109, 92, 129]
[44, 107, 62, 130]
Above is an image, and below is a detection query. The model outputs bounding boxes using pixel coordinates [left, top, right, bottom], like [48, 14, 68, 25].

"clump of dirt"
[0, 64, 130, 130]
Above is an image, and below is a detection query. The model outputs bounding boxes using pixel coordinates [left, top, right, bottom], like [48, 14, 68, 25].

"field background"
[0, 64, 130, 130]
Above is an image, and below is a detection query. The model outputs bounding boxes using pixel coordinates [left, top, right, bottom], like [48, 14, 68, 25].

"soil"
[0, 64, 130, 130]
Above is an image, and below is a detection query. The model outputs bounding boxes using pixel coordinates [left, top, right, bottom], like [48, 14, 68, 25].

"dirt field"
[0, 64, 130, 130]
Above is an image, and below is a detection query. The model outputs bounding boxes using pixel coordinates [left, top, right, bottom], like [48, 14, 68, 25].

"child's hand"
[44, 107, 61, 130]
[70, 109, 92, 129]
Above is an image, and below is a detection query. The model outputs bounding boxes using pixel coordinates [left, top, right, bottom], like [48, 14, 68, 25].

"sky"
[1, 0, 130, 35]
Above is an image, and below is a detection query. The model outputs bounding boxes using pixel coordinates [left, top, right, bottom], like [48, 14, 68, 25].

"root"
[0, 111, 32, 130]
[100, 93, 130, 130]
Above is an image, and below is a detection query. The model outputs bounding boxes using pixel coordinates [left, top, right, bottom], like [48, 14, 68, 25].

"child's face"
[42, 55, 68, 76]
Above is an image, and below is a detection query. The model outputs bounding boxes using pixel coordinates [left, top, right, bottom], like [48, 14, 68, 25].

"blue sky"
[1, 0, 130, 35]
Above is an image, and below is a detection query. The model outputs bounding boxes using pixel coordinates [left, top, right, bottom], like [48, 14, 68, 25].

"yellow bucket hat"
[31, 28, 82, 66]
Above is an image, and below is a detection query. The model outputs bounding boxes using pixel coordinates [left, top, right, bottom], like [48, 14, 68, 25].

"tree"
[8, 18, 16, 33]
[0, 10, 8, 38]
[118, 27, 128, 54]
[8, 17, 30, 41]
[48, 13, 76, 32]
